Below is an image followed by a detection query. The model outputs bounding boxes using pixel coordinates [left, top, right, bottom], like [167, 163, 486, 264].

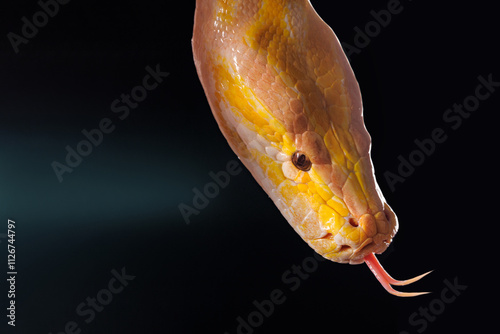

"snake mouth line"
[349, 238, 377, 264]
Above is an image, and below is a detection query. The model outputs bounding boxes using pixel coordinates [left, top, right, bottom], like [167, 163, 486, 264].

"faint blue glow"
[0, 131, 202, 228]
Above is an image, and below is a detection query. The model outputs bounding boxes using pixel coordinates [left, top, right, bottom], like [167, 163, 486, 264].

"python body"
[192, 0, 430, 296]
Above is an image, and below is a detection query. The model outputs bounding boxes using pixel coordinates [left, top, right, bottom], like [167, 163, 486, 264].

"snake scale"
[192, 0, 430, 297]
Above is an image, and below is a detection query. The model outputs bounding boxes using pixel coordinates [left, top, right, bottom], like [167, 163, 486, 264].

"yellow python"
[192, 0, 430, 296]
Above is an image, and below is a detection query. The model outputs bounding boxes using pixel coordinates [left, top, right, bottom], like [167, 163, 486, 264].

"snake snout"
[347, 204, 399, 264]
[316, 203, 399, 264]
[348, 234, 388, 265]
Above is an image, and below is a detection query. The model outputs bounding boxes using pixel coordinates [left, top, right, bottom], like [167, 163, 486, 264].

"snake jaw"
[364, 253, 432, 297]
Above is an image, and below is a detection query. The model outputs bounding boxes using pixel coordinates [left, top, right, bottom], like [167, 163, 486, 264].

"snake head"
[275, 130, 399, 265]
[193, 0, 429, 296]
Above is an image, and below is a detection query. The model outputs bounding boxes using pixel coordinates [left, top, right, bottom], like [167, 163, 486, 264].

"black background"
[0, 1, 497, 333]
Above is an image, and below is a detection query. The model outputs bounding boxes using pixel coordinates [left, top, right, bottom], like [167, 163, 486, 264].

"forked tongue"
[364, 253, 432, 297]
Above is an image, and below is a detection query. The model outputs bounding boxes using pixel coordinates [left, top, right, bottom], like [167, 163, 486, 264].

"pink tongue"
[364, 253, 432, 297]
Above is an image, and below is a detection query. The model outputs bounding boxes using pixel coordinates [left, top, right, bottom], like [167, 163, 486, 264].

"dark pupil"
[292, 151, 311, 171]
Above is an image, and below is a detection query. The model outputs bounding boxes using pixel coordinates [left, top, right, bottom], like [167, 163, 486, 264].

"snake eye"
[291, 151, 312, 171]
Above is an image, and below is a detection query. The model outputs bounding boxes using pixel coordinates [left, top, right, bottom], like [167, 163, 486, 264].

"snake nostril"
[339, 245, 351, 252]
[348, 218, 358, 227]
